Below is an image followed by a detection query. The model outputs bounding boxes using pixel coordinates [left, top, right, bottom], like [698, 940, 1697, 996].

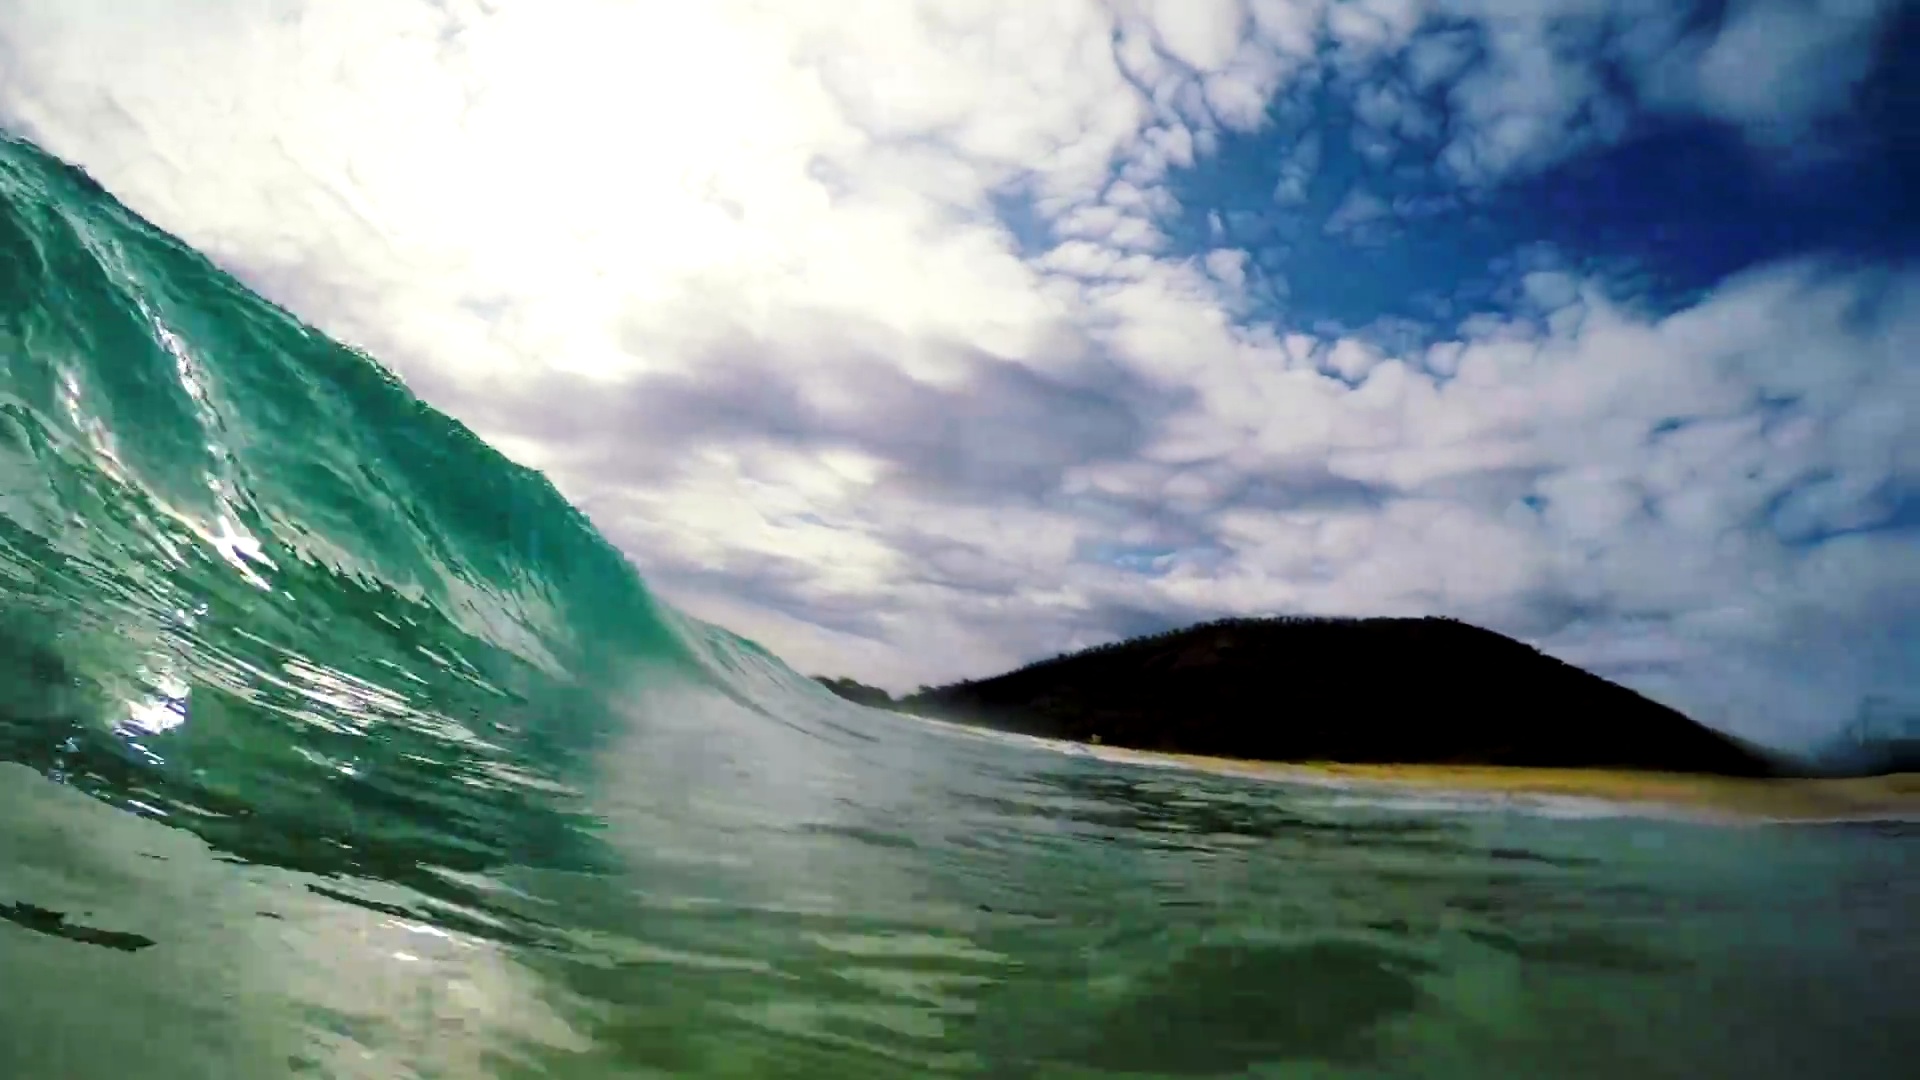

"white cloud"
[1247, 0, 1327, 55]
[1438, 17, 1614, 183]
[1659, 0, 1893, 138]
[1520, 271, 1581, 311]
[1144, 0, 1247, 73]
[0, 0, 1910, 751]
[1203, 247, 1251, 291]
[1325, 0, 1427, 56]
[1323, 338, 1387, 382]
[1270, 130, 1321, 206]
[1320, 187, 1397, 242]
[1402, 26, 1476, 90]
[1422, 0, 1908, 180]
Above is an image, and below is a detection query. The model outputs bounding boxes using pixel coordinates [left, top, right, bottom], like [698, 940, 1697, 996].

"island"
[814, 616, 1920, 821]
[821, 616, 1781, 775]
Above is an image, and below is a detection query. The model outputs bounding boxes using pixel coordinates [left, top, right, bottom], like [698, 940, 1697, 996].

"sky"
[0, 0, 1914, 750]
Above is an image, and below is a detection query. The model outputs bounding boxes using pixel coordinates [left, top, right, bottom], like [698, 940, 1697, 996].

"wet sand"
[1082, 745, 1920, 823]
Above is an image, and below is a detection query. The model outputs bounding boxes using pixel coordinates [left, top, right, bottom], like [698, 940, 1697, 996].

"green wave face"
[0, 129, 736, 880]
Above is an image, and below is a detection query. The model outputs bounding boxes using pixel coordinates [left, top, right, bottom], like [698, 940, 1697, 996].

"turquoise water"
[0, 130, 1915, 1078]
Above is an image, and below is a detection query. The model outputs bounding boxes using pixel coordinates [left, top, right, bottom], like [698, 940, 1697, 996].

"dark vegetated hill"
[902, 616, 1789, 777]
[811, 675, 895, 709]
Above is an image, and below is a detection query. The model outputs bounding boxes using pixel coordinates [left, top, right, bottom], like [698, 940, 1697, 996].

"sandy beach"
[894, 712, 1920, 822]
[1082, 744, 1920, 823]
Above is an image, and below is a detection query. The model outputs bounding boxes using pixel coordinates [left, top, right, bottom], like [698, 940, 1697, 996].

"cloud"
[0, 0, 1911, 751]
[1424, 0, 1909, 182]
[1322, 185, 1393, 237]
[1270, 129, 1321, 205]
[1144, 0, 1248, 73]
[1437, 17, 1619, 183]
[1651, 0, 1896, 137]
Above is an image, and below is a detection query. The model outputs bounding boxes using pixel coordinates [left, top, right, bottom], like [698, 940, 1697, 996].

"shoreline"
[1081, 744, 1920, 824]
[895, 713, 1920, 824]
